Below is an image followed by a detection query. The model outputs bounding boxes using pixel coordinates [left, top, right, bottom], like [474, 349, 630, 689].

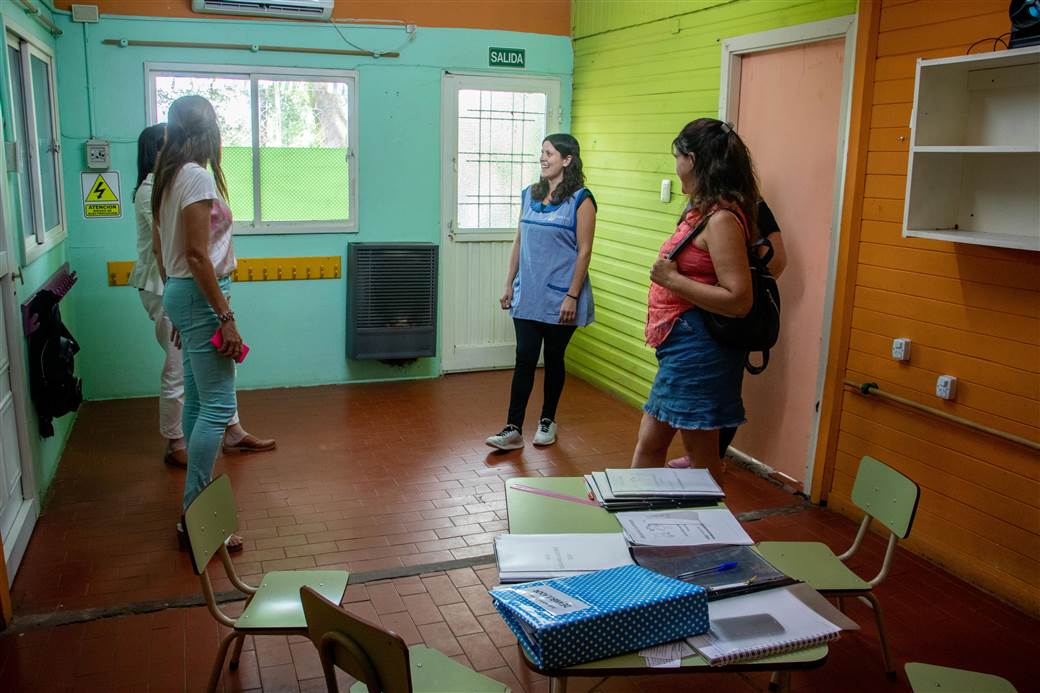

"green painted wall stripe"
[568, 0, 858, 407]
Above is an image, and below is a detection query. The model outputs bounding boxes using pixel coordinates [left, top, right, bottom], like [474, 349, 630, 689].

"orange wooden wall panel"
[816, 0, 1040, 616]
[52, 0, 571, 35]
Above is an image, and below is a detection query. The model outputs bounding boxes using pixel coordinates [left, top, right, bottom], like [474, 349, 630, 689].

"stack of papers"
[586, 468, 725, 512]
[686, 583, 859, 666]
[494, 533, 635, 583]
[618, 508, 754, 547]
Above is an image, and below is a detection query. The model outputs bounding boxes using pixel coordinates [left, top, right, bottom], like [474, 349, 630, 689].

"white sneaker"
[533, 418, 557, 446]
[486, 425, 524, 450]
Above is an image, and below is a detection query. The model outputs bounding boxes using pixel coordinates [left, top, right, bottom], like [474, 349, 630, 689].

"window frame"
[5, 28, 66, 264]
[145, 62, 359, 234]
[441, 73, 562, 243]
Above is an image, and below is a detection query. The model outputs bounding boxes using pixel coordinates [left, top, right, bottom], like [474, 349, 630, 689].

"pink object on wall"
[732, 37, 846, 484]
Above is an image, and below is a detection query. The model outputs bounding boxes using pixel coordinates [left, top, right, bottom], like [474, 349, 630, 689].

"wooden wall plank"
[853, 285, 1039, 344]
[856, 265, 1039, 318]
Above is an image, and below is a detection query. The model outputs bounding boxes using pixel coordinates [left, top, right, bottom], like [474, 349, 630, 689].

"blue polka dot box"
[490, 564, 709, 670]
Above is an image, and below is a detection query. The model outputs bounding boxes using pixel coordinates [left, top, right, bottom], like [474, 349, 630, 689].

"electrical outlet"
[936, 375, 957, 400]
[892, 338, 911, 361]
[660, 179, 672, 203]
[85, 138, 109, 170]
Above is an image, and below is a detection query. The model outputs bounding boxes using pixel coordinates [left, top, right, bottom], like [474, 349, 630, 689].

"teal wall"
[52, 11, 572, 399]
[1, 3, 77, 493]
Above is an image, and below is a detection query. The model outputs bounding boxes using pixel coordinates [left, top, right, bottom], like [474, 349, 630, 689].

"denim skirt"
[643, 309, 746, 430]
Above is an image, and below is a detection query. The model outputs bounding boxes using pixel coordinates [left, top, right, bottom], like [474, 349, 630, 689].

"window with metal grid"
[456, 89, 547, 230]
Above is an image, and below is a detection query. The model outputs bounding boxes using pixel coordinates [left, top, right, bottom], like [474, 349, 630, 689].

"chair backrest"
[851, 456, 920, 539]
[300, 586, 412, 693]
[183, 475, 239, 575]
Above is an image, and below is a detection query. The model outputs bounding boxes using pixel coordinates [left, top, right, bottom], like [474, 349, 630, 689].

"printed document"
[618, 509, 754, 547]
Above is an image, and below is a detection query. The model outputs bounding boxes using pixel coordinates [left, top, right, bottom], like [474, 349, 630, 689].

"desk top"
[505, 477, 622, 534]
[503, 476, 829, 676]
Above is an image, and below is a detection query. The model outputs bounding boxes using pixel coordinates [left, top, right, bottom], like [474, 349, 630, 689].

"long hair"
[151, 95, 228, 220]
[134, 123, 166, 198]
[673, 118, 759, 230]
[530, 133, 587, 205]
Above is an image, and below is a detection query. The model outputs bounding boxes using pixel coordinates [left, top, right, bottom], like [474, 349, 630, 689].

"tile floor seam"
[4, 503, 811, 637]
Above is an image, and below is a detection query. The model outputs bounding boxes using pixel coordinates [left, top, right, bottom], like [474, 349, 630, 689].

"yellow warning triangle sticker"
[88, 176, 118, 202]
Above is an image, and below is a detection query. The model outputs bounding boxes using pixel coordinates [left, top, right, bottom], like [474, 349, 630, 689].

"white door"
[0, 132, 38, 587]
[440, 74, 561, 372]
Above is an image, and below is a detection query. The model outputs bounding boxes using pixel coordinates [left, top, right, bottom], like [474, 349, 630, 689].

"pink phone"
[211, 327, 250, 364]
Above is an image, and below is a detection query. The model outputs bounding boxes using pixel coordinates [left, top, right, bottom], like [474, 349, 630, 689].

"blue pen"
[676, 562, 738, 580]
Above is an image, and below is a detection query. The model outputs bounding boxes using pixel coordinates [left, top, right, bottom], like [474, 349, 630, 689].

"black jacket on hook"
[27, 289, 82, 437]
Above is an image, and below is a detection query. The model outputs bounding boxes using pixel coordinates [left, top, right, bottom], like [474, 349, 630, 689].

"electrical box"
[85, 139, 110, 169]
[660, 179, 672, 203]
[891, 338, 911, 361]
[936, 375, 958, 400]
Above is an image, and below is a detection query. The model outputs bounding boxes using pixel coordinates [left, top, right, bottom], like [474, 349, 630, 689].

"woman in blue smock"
[486, 134, 596, 451]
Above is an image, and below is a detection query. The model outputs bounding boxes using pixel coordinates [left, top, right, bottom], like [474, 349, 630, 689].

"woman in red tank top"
[632, 119, 759, 478]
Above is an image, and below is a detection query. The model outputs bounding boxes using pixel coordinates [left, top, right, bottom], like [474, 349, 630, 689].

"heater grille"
[347, 243, 438, 360]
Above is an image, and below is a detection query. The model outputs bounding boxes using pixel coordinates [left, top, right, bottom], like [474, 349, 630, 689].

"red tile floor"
[0, 372, 1035, 691]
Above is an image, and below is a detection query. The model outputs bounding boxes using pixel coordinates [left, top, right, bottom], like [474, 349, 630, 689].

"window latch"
[47, 142, 61, 154]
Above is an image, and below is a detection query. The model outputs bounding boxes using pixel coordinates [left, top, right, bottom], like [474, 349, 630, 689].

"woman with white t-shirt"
[132, 123, 274, 471]
[151, 95, 247, 549]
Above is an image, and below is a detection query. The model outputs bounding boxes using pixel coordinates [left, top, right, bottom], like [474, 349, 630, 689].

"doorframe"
[717, 15, 858, 496]
[0, 100, 40, 603]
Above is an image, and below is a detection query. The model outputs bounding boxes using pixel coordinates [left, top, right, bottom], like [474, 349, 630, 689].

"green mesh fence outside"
[221, 146, 350, 224]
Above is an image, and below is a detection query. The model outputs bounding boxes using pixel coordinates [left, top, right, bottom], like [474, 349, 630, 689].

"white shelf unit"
[903, 47, 1040, 252]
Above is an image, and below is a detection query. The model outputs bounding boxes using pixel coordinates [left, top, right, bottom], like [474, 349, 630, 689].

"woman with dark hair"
[150, 95, 258, 549]
[133, 124, 274, 473]
[631, 118, 757, 476]
[486, 134, 597, 450]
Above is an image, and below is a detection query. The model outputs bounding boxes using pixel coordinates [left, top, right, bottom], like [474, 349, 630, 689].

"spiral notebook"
[686, 582, 859, 666]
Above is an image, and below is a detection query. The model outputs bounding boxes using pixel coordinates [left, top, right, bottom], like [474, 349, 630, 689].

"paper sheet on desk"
[640, 640, 694, 667]
[618, 509, 754, 546]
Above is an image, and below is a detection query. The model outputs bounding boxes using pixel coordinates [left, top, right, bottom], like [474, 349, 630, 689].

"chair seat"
[237, 570, 349, 631]
[905, 663, 1017, 692]
[350, 645, 509, 692]
[756, 541, 870, 592]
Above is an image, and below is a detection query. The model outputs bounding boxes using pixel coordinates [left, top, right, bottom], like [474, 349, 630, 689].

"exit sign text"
[489, 47, 526, 68]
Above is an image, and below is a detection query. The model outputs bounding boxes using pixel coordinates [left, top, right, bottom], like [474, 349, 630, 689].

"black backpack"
[667, 212, 781, 374]
[27, 290, 83, 437]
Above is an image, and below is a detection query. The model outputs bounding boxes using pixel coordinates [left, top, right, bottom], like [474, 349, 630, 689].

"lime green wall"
[568, 0, 857, 407]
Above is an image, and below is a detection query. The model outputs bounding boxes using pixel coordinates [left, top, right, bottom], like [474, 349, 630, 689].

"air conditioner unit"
[191, 0, 334, 21]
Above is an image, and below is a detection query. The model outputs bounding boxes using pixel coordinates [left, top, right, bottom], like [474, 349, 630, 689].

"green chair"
[756, 456, 919, 675]
[906, 663, 1017, 692]
[184, 475, 349, 693]
[300, 586, 510, 693]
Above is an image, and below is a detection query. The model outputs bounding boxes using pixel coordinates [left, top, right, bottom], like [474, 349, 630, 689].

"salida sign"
[489, 47, 526, 68]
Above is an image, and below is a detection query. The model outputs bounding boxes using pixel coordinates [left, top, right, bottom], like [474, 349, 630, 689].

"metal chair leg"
[320, 650, 341, 693]
[208, 631, 238, 693]
[229, 633, 246, 670]
[864, 591, 895, 676]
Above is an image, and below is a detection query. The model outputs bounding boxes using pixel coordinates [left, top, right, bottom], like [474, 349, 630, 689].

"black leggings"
[507, 318, 578, 430]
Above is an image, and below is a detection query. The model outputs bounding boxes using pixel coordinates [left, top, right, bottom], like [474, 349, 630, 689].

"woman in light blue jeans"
[163, 276, 237, 508]
[152, 95, 247, 550]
